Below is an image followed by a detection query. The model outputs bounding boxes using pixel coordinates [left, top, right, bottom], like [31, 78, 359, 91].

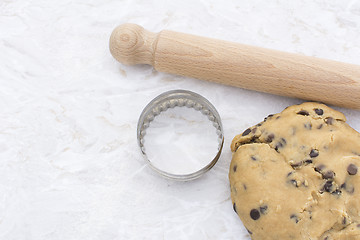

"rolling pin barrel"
[109, 23, 360, 109]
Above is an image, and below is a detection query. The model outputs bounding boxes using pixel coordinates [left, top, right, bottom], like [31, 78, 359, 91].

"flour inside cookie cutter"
[137, 90, 224, 181]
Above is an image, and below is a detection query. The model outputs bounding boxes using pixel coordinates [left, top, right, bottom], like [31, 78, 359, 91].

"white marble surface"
[1, 0, 360, 239]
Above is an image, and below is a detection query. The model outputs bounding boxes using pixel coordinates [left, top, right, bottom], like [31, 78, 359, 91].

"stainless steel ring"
[137, 90, 224, 181]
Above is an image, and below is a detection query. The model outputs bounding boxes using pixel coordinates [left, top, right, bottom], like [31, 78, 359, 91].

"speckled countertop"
[1, 0, 360, 239]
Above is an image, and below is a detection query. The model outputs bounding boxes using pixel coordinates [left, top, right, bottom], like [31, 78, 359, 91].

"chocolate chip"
[291, 162, 303, 169]
[264, 114, 274, 122]
[233, 165, 237, 172]
[304, 123, 312, 130]
[322, 170, 335, 179]
[256, 123, 262, 127]
[332, 189, 341, 195]
[325, 117, 334, 125]
[249, 136, 258, 143]
[281, 138, 287, 144]
[314, 108, 324, 115]
[233, 202, 237, 213]
[287, 171, 294, 177]
[243, 184, 247, 190]
[323, 180, 333, 192]
[251, 127, 257, 133]
[310, 149, 319, 158]
[250, 209, 260, 220]
[315, 164, 325, 173]
[260, 205, 268, 215]
[266, 133, 275, 143]
[290, 214, 299, 223]
[297, 110, 309, 116]
[347, 164, 358, 175]
[342, 217, 346, 225]
[290, 179, 299, 187]
[305, 159, 313, 165]
[340, 182, 354, 194]
[276, 116, 281, 120]
[348, 186, 355, 194]
[246, 228, 253, 235]
[242, 128, 251, 136]
[317, 124, 323, 129]
[251, 156, 257, 161]
[275, 142, 284, 152]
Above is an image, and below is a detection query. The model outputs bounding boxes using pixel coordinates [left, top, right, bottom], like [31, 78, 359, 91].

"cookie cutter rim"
[137, 90, 224, 181]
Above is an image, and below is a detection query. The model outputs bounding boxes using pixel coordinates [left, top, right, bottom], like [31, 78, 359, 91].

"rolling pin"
[109, 23, 360, 109]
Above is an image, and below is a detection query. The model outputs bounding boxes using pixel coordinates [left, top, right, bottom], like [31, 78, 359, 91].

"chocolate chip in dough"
[310, 149, 319, 158]
[249, 136, 258, 143]
[315, 164, 325, 173]
[304, 159, 313, 165]
[317, 124, 323, 129]
[297, 110, 309, 116]
[290, 179, 299, 187]
[341, 182, 354, 194]
[242, 128, 251, 136]
[274, 138, 286, 151]
[260, 205, 268, 215]
[347, 164, 358, 175]
[233, 202, 237, 213]
[290, 214, 299, 223]
[250, 209, 260, 220]
[264, 114, 274, 122]
[291, 162, 303, 169]
[275, 142, 284, 152]
[331, 189, 342, 196]
[246, 228, 253, 235]
[325, 117, 334, 125]
[322, 170, 335, 179]
[233, 165, 237, 172]
[314, 108, 324, 115]
[266, 133, 275, 143]
[251, 156, 257, 161]
[322, 180, 333, 192]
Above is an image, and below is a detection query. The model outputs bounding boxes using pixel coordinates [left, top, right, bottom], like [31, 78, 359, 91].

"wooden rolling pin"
[109, 23, 360, 109]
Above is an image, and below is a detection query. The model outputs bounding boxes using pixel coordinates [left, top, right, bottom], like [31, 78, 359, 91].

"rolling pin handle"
[109, 23, 156, 65]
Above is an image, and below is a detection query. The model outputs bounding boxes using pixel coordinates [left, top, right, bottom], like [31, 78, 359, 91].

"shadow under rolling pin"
[109, 23, 360, 109]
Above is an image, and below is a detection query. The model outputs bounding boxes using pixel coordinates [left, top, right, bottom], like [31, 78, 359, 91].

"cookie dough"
[229, 102, 360, 240]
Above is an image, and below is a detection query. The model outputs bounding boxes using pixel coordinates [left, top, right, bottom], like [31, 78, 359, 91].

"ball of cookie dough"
[229, 102, 360, 240]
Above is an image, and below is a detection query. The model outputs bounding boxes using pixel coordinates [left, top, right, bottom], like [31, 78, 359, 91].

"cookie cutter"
[137, 90, 224, 181]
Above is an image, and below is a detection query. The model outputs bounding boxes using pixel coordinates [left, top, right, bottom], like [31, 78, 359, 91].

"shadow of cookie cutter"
[137, 90, 224, 181]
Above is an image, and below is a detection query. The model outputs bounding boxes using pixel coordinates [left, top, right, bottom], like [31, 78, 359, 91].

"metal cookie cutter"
[137, 90, 224, 181]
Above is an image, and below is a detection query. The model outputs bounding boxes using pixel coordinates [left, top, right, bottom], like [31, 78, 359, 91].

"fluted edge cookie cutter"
[137, 90, 224, 181]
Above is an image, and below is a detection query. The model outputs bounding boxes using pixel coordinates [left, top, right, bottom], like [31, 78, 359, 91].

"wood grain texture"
[110, 24, 360, 109]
